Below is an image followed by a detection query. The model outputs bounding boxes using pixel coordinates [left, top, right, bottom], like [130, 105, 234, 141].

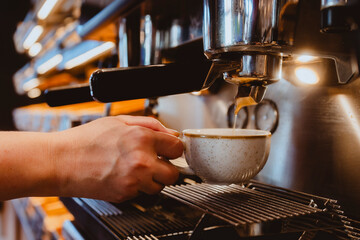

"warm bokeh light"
[37, 0, 60, 20]
[28, 43, 42, 57]
[64, 42, 115, 69]
[191, 91, 202, 96]
[37, 54, 63, 74]
[337, 94, 360, 144]
[27, 88, 42, 98]
[23, 78, 40, 91]
[295, 67, 319, 85]
[23, 25, 44, 49]
[297, 55, 316, 63]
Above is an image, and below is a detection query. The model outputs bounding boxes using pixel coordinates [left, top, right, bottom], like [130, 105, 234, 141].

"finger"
[118, 115, 180, 136]
[139, 179, 165, 195]
[153, 131, 184, 159]
[152, 158, 179, 186]
[115, 188, 140, 203]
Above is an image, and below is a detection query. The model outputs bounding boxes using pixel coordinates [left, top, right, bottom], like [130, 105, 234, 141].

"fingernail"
[168, 129, 180, 137]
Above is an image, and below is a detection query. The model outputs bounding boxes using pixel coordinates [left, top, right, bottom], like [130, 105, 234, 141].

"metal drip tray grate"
[63, 181, 360, 239]
[161, 181, 360, 238]
[80, 198, 195, 239]
[162, 182, 322, 226]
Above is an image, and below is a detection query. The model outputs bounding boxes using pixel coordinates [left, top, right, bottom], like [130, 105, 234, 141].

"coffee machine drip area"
[10, 0, 360, 239]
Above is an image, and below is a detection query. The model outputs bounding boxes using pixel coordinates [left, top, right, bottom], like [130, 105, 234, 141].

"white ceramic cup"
[173, 128, 271, 184]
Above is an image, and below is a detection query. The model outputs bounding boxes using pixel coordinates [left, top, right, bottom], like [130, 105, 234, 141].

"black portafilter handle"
[89, 62, 212, 103]
[44, 83, 93, 107]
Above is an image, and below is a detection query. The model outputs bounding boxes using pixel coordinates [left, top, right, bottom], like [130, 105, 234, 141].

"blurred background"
[0, 0, 32, 130]
[2, 0, 360, 239]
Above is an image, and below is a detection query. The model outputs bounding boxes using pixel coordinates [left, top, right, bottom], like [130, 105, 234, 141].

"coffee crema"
[233, 96, 258, 129]
[234, 96, 258, 115]
[183, 128, 271, 138]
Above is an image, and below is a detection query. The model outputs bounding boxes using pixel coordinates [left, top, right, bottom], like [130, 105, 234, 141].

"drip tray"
[161, 181, 351, 238]
[61, 195, 235, 240]
[61, 181, 359, 240]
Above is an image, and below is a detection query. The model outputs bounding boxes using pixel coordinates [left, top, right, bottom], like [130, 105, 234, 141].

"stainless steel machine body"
[48, 0, 360, 226]
[29, 0, 360, 238]
[80, 0, 360, 222]
[151, 0, 360, 220]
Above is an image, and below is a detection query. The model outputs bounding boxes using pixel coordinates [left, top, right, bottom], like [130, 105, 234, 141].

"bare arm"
[0, 115, 183, 202]
[0, 131, 57, 200]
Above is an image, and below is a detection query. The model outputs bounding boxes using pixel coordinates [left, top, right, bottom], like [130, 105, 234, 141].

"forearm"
[0, 131, 60, 200]
[0, 116, 183, 203]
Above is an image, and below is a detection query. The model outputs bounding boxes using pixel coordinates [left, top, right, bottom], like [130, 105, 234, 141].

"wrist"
[48, 130, 78, 197]
[32, 131, 65, 197]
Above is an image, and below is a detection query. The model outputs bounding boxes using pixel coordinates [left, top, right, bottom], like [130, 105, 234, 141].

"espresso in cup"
[175, 128, 271, 184]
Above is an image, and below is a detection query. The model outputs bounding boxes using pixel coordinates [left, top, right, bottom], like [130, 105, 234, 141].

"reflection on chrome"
[321, 0, 347, 9]
[22, 78, 40, 92]
[338, 94, 360, 144]
[297, 55, 316, 63]
[223, 0, 233, 46]
[37, 54, 63, 74]
[140, 15, 153, 65]
[64, 42, 115, 69]
[118, 18, 128, 67]
[37, 0, 60, 20]
[204, 0, 294, 53]
[28, 43, 42, 57]
[170, 20, 182, 48]
[27, 88, 42, 99]
[23, 25, 44, 50]
[295, 67, 319, 85]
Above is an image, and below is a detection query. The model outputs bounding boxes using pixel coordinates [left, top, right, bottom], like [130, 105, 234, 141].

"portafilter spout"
[202, 54, 282, 107]
[202, 0, 294, 103]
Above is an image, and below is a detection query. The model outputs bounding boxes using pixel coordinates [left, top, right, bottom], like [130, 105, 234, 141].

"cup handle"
[175, 134, 195, 175]
[169, 157, 195, 175]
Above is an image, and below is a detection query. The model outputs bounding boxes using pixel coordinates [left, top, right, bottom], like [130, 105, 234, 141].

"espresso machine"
[14, 0, 360, 239]
[79, 0, 360, 213]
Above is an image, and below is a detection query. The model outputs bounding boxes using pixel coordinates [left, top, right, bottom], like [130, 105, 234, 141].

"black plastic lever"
[44, 83, 94, 107]
[89, 61, 212, 103]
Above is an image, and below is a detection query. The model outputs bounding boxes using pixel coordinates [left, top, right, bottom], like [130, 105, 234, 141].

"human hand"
[52, 115, 183, 202]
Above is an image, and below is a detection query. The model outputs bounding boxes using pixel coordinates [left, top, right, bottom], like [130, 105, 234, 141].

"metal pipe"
[77, 0, 144, 39]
